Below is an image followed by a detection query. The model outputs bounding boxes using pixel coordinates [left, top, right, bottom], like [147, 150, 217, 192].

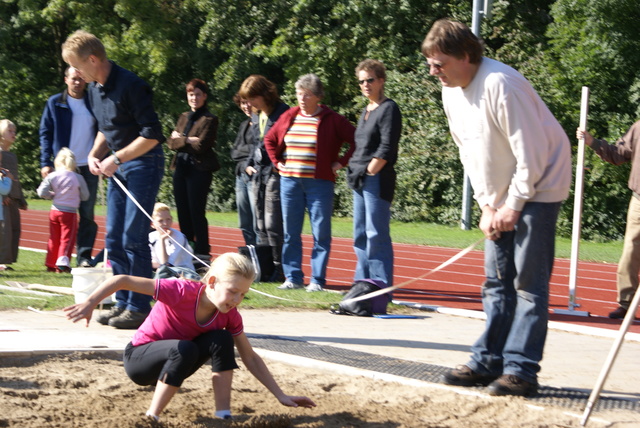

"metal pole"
[554, 87, 590, 317]
[461, 0, 483, 230]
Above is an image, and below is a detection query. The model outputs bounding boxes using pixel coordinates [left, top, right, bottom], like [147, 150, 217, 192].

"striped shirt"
[281, 113, 319, 178]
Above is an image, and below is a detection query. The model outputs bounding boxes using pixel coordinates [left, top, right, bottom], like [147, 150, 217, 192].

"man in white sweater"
[422, 19, 571, 397]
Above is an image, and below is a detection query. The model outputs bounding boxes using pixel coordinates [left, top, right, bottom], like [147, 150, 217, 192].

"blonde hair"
[62, 30, 107, 63]
[152, 202, 171, 218]
[54, 147, 77, 172]
[0, 119, 16, 139]
[202, 253, 255, 284]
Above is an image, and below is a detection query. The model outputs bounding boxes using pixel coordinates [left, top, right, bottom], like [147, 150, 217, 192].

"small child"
[0, 119, 27, 269]
[149, 202, 199, 280]
[37, 147, 89, 273]
[64, 252, 316, 421]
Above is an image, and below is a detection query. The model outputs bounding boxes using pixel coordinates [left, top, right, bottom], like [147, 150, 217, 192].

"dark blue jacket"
[39, 89, 96, 168]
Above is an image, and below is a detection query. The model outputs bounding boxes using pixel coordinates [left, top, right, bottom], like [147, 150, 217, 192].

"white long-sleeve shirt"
[442, 57, 571, 211]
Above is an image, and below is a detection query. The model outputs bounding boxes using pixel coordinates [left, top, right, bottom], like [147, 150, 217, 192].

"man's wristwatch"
[112, 153, 122, 165]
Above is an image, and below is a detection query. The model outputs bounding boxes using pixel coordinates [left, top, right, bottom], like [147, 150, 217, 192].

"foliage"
[1, 0, 639, 239]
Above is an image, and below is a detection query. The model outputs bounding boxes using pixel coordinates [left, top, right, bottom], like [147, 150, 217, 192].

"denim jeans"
[352, 174, 393, 286]
[107, 146, 164, 313]
[281, 176, 334, 285]
[236, 174, 257, 246]
[76, 165, 99, 265]
[173, 163, 213, 256]
[467, 201, 561, 384]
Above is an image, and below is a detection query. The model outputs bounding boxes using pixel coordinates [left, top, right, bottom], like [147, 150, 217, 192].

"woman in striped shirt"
[264, 74, 355, 291]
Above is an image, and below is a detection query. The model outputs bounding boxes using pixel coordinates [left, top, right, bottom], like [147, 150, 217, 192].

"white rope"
[111, 173, 485, 307]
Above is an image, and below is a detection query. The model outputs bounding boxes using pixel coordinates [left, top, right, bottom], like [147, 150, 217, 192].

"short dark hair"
[422, 19, 484, 64]
[355, 59, 386, 80]
[237, 75, 280, 109]
[186, 78, 208, 95]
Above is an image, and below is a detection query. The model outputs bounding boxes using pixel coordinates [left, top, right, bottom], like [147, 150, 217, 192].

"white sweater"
[442, 57, 571, 211]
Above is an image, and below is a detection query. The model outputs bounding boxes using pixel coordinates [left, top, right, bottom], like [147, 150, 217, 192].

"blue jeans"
[281, 176, 334, 285]
[467, 201, 561, 384]
[107, 146, 164, 313]
[352, 174, 393, 286]
[236, 174, 257, 246]
[76, 165, 99, 265]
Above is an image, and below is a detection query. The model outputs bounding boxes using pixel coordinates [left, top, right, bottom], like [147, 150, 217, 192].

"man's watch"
[112, 153, 122, 165]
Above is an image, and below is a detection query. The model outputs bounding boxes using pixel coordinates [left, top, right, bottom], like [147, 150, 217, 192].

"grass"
[0, 200, 623, 312]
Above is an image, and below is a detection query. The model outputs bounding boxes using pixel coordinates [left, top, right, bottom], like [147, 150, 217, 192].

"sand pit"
[1, 351, 637, 427]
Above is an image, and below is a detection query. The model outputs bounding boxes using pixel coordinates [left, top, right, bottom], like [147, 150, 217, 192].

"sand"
[1, 351, 637, 427]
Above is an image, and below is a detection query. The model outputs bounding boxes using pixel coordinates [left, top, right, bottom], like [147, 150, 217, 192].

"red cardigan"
[264, 105, 356, 182]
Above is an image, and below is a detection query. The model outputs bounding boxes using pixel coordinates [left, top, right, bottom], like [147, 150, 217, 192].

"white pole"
[555, 86, 590, 316]
[580, 285, 640, 426]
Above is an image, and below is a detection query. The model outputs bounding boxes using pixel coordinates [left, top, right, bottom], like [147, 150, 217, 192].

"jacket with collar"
[39, 89, 96, 168]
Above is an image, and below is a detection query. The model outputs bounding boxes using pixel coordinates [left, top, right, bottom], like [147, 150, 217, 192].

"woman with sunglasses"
[347, 59, 402, 288]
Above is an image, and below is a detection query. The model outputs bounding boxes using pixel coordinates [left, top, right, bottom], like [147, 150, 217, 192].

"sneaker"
[96, 306, 125, 325]
[306, 283, 324, 292]
[108, 310, 149, 329]
[442, 365, 498, 387]
[57, 265, 72, 274]
[78, 260, 93, 268]
[487, 374, 538, 397]
[277, 280, 304, 290]
[608, 306, 627, 319]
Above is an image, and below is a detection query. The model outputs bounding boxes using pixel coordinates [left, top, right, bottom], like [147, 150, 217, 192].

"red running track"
[18, 209, 639, 334]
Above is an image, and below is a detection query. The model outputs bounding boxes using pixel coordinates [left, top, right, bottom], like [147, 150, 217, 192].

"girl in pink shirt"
[64, 252, 315, 421]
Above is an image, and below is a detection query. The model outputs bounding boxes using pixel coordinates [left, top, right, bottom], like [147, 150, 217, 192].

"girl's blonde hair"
[0, 119, 16, 140]
[202, 253, 255, 284]
[54, 147, 77, 172]
[152, 202, 171, 218]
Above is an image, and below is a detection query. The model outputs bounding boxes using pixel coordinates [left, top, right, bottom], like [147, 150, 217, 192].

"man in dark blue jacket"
[39, 67, 98, 267]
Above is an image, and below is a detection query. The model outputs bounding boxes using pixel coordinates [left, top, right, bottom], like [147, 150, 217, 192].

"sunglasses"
[358, 78, 376, 85]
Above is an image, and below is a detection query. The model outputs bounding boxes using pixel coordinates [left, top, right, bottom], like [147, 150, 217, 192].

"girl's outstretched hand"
[63, 302, 95, 327]
[279, 395, 316, 408]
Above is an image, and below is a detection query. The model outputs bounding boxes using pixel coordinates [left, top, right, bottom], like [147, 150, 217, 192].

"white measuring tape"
[111, 174, 485, 306]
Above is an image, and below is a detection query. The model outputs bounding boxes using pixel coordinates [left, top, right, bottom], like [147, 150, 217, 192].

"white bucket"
[71, 267, 114, 305]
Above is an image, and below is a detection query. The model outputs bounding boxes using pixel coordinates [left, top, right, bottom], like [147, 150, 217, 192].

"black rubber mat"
[247, 334, 640, 413]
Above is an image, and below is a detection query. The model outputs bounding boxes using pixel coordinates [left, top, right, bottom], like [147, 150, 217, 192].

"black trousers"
[123, 330, 238, 388]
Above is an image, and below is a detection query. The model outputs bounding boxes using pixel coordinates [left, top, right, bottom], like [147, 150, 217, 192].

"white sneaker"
[306, 283, 324, 292]
[277, 280, 304, 290]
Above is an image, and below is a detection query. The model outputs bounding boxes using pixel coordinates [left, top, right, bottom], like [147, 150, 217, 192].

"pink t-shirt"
[131, 278, 244, 346]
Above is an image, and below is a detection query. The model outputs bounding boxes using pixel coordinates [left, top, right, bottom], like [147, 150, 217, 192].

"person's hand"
[576, 128, 594, 147]
[187, 136, 200, 145]
[331, 161, 343, 175]
[277, 162, 286, 171]
[278, 395, 316, 408]
[63, 302, 95, 327]
[40, 166, 53, 178]
[492, 206, 520, 234]
[0, 168, 14, 180]
[246, 166, 257, 176]
[88, 156, 102, 176]
[479, 205, 497, 240]
[171, 130, 181, 139]
[99, 155, 119, 178]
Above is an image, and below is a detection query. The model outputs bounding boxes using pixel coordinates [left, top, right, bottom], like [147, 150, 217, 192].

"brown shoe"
[442, 364, 498, 387]
[488, 374, 538, 397]
[96, 306, 125, 325]
[108, 310, 148, 329]
[608, 306, 628, 319]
